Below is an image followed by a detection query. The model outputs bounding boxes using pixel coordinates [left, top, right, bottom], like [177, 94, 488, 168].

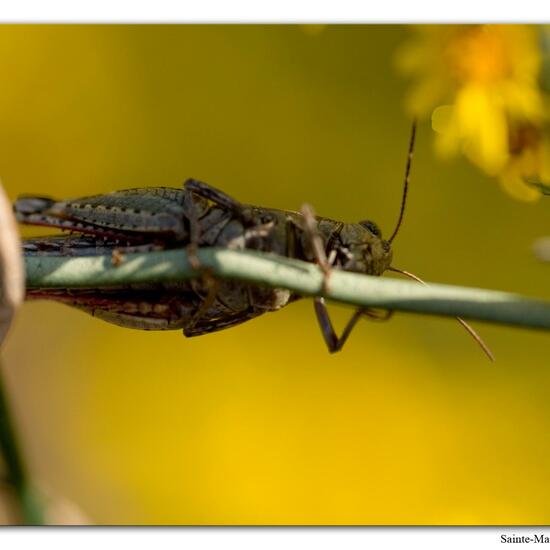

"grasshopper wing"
[14, 187, 188, 241]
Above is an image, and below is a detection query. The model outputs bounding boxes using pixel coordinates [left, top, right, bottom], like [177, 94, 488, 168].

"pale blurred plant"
[396, 25, 550, 202]
[0, 181, 44, 524]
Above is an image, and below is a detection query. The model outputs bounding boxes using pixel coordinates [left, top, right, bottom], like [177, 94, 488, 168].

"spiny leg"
[184, 178, 252, 222]
[300, 203, 332, 290]
[181, 183, 222, 326]
[314, 298, 364, 353]
[182, 179, 271, 330]
[301, 202, 358, 352]
[300, 203, 395, 352]
[314, 298, 393, 353]
[186, 276, 221, 330]
[185, 192, 202, 271]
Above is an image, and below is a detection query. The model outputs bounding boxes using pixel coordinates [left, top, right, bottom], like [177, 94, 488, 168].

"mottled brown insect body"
[17, 179, 393, 339]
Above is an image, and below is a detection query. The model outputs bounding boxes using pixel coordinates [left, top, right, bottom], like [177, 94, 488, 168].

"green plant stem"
[0, 363, 43, 525]
[24, 247, 550, 331]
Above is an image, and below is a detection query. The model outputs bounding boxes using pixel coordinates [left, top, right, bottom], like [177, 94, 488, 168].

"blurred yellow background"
[0, 25, 549, 524]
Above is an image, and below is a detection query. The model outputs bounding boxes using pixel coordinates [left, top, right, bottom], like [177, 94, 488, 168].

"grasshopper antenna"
[388, 119, 417, 244]
[388, 266, 495, 362]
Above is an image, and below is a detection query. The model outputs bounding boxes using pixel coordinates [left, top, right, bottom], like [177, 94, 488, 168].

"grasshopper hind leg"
[184, 179, 246, 214]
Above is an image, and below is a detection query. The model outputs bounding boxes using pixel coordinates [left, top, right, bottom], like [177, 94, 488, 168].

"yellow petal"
[405, 77, 449, 117]
[499, 172, 541, 202]
[431, 105, 453, 134]
[455, 85, 508, 174]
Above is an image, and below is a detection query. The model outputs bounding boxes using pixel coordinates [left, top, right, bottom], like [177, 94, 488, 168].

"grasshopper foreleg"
[300, 202, 389, 353]
[301, 202, 358, 352]
[314, 298, 365, 353]
[314, 299, 393, 353]
[300, 203, 332, 291]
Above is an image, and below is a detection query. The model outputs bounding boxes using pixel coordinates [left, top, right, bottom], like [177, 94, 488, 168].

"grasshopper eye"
[359, 220, 381, 238]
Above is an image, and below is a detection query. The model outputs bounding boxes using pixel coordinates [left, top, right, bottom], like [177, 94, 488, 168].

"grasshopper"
[15, 124, 493, 358]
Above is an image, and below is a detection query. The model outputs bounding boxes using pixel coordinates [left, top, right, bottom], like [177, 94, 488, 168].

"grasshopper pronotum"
[15, 124, 492, 358]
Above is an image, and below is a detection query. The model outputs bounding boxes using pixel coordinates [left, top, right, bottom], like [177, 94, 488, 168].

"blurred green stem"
[24, 247, 550, 331]
[0, 363, 43, 525]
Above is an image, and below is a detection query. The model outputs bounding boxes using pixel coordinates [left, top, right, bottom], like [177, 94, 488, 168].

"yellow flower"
[397, 25, 548, 201]
[500, 124, 550, 201]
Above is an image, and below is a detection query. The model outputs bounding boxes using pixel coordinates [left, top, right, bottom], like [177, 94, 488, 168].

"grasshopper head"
[338, 220, 392, 276]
